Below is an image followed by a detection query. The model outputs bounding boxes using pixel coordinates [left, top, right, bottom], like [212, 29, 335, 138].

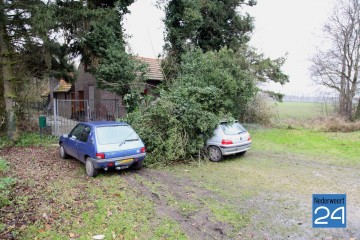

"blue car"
[59, 121, 146, 177]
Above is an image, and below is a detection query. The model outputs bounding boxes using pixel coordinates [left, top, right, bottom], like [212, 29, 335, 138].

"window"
[79, 126, 91, 142]
[70, 124, 86, 139]
[96, 125, 138, 145]
[70, 125, 91, 142]
[220, 122, 246, 135]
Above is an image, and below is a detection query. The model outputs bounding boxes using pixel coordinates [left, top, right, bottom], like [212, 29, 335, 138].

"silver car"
[206, 121, 252, 162]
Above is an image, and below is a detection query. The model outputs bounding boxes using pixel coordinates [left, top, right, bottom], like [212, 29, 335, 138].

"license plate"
[117, 158, 133, 164]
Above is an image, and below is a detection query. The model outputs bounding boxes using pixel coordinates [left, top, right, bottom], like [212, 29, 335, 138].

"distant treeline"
[283, 95, 339, 103]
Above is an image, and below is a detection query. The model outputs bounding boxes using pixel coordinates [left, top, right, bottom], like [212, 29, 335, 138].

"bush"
[321, 117, 360, 132]
[240, 93, 275, 126]
[126, 48, 257, 165]
[125, 87, 226, 165]
[273, 115, 360, 132]
[176, 48, 257, 117]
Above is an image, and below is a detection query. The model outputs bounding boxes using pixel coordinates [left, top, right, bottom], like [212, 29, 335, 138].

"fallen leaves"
[0, 146, 88, 238]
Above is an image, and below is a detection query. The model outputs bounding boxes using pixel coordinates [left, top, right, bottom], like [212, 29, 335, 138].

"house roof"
[53, 79, 72, 93]
[137, 57, 164, 81]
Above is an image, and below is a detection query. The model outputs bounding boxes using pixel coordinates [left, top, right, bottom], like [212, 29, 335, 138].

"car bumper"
[219, 142, 251, 155]
[91, 153, 146, 169]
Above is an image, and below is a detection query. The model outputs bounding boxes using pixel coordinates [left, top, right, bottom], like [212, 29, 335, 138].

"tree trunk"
[355, 98, 360, 120]
[339, 47, 347, 117]
[0, 9, 18, 142]
[345, 95, 353, 120]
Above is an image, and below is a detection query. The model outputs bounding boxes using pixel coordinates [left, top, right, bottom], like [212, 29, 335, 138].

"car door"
[66, 124, 86, 159]
[76, 126, 95, 162]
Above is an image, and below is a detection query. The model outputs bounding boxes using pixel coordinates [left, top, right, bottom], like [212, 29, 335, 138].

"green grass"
[251, 128, 360, 165]
[153, 218, 187, 240]
[5, 127, 360, 239]
[201, 197, 250, 233]
[0, 158, 15, 208]
[177, 201, 199, 217]
[21, 174, 186, 239]
[0, 159, 8, 171]
[164, 127, 360, 237]
[274, 102, 334, 120]
[0, 159, 16, 238]
[15, 133, 58, 147]
[0, 133, 58, 148]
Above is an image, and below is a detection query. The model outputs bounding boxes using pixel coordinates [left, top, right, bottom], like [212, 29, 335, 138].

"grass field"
[274, 102, 335, 120]
[1, 127, 360, 239]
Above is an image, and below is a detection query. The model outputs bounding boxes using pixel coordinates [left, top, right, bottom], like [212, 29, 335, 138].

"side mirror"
[70, 135, 77, 140]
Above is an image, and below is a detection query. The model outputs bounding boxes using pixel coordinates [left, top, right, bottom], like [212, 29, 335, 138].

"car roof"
[219, 120, 238, 124]
[81, 121, 128, 127]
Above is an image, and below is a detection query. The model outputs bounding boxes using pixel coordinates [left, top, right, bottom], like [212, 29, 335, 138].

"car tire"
[131, 161, 143, 170]
[238, 151, 246, 157]
[208, 146, 223, 162]
[59, 144, 68, 159]
[86, 158, 98, 177]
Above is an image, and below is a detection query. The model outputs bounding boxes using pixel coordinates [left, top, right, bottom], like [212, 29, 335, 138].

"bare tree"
[311, 0, 360, 120]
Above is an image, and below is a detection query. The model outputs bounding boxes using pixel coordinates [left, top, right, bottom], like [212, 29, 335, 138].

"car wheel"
[59, 144, 68, 159]
[208, 146, 223, 162]
[86, 158, 98, 177]
[131, 161, 143, 170]
[238, 151, 246, 157]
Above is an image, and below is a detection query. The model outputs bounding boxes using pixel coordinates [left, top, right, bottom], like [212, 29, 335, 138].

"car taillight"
[141, 147, 146, 153]
[221, 139, 233, 145]
[96, 153, 105, 159]
[248, 135, 252, 141]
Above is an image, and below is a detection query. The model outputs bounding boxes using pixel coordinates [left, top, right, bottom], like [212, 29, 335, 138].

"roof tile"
[53, 79, 72, 93]
[136, 57, 164, 81]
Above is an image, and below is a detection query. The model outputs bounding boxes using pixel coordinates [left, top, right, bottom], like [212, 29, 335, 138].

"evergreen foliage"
[161, 0, 288, 96]
[55, 0, 144, 96]
[0, 0, 139, 140]
[163, 0, 256, 79]
[126, 48, 257, 164]
[164, 0, 255, 54]
[1, 0, 53, 141]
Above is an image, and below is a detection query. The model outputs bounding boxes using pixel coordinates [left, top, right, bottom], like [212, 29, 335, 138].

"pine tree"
[1, 0, 139, 141]
[163, 0, 256, 80]
[0, 0, 47, 142]
[55, 0, 144, 96]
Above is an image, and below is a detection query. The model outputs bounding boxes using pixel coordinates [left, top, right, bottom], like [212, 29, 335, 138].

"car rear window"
[96, 125, 138, 145]
[220, 122, 246, 135]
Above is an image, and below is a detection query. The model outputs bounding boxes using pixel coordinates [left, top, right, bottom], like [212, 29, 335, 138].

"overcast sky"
[124, 0, 335, 96]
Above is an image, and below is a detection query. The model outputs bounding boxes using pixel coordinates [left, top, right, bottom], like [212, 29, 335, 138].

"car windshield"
[220, 122, 246, 135]
[96, 125, 138, 145]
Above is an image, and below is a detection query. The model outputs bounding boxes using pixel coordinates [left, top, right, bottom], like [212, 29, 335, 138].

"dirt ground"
[1, 146, 360, 239]
[0, 146, 234, 239]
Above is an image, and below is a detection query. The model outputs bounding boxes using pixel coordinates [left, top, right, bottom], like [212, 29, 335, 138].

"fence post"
[53, 98, 58, 136]
[86, 100, 90, 121]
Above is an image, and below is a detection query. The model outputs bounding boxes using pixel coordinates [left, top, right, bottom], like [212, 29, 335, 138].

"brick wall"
[76, 64, 126, 120]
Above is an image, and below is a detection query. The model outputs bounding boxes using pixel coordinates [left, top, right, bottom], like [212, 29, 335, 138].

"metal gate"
[49, 98, 125, 136]
[52, 99, 89, 136]
[89, 99, 124, 121]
